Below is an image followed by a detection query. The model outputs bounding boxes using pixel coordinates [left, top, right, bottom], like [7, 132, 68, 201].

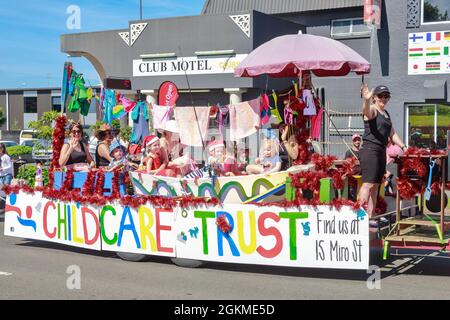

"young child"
[207, 140, 236, 177]
[142, 135, 176, 177]
[108, 140, 137, 172]
[246, 136, 281, 175]
[35, 160, 43, 187]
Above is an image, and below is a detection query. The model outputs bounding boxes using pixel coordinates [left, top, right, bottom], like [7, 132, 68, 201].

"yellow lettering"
[139, 206, 157, 252]
[237, 210, 257, 254]
[72, 205, 84, 244]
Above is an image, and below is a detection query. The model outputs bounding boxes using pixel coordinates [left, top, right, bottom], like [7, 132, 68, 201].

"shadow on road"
[11, 238, 450, 281]
[16, 239, 117, 259]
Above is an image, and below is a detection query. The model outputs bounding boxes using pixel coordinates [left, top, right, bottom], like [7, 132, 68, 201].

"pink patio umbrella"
[235, 34, 370, 78]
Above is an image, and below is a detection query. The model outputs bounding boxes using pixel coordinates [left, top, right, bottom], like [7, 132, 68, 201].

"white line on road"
[0, 271, 12, 276]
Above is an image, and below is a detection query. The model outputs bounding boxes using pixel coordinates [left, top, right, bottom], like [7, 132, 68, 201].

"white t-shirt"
[0, 154, 13, 176]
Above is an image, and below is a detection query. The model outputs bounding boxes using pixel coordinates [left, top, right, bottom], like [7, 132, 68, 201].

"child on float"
[159, 119, 196, 177]
[207, 140, 236, 177]
[108, 140, 138, 172]
[141, 135, 176, 177]
[220, 141, 248, 176]
[246, 130, 281, 175]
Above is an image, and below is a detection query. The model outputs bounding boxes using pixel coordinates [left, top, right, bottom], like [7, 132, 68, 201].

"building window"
[24, 97, 37, 114]
[422, 0, 450, 24]
[52, 96, 62, 112]
[331, 18, 371, 38]
[407, 104, 450, 149]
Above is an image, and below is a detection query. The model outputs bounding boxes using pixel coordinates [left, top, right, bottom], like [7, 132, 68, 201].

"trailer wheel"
[116, 252, 149, 262]
[171, 258, 205, 268]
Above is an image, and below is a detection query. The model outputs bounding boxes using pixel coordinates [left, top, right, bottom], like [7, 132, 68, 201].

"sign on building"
[408, 31, 450, 75]
[133, 55, 248, 77]
[364, 0, 382, 29]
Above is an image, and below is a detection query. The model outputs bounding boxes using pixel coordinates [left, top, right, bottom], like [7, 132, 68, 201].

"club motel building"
[58, 0, 448, 157]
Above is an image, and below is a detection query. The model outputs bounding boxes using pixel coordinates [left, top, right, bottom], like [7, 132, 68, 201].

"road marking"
[0, 271, 12, 276]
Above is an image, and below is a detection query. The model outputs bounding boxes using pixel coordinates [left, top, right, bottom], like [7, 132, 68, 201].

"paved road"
[1, 211, 450, 300]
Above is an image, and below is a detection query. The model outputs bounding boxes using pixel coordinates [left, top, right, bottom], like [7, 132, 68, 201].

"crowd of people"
[54, 116, 322, 180]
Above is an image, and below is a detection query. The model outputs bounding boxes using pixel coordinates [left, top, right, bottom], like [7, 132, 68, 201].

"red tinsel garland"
[51, 115, 67, 170]
[81, 170, 96, 196]
[110, 169, 121, 199]
[397, 147, 449, 199]
[63, 168, 75, 191]
[47, 170, 55, 190]
[397, 176, 423, 199]
[400, 157, 427, 178]
[311, 153, 336, 172]
[5, 185, 221, 209]
[95, 170, 106, 195]
[250, 197, 364, 212]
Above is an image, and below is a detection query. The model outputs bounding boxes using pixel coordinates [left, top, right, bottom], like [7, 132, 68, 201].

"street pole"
[140, 0, 142, 20]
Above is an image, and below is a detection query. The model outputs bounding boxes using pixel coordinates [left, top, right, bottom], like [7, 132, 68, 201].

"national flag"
[408, 48, 423, 57]
[426, 47, 441, 56]
[445, 32, 450, 40]
[426, 61, 440, 71]
[409, 33, 424, 43]
[426, 32, 441, 41]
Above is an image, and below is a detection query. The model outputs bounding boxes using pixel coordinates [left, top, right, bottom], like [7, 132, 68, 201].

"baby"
[246, 138, 281, 175]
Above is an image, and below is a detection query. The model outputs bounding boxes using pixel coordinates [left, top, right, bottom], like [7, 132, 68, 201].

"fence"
[322, 102, 364, 158]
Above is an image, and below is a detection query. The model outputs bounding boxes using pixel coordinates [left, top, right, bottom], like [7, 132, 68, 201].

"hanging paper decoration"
[270, 90, 283, 124]
[260, 94, 271, 126]
[293, 80, 299, 98]
[68, 74, 90, 116]
[302, 89, 317, 116]
[112, 104, 126, 120]
[102, 89, 117, 124]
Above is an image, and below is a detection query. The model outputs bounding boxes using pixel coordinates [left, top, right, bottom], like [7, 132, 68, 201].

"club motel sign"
[133, 54, 248, 77]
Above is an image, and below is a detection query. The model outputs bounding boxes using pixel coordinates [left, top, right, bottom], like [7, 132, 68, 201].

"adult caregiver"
[359, 84, 407, 219]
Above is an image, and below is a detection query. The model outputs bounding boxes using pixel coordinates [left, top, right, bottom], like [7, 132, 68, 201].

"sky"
[0, 0, 205, 89]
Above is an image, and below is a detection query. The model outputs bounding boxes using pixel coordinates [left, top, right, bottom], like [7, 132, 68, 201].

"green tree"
[424, 2, 441, 22]
[90, 120, 132, 143]
[28, 110, 59, 141]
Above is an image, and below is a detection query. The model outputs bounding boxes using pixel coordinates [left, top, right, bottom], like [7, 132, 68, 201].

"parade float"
[3, 34, 449, 270]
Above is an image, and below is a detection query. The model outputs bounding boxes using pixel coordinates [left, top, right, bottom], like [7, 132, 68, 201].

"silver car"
[32, 140, 53, 161]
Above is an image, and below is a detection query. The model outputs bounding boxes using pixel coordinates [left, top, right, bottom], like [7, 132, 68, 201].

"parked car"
[32, 139, 53, 162]
[0, 140, 18, 147]
[19, 130, 37, 146]
[20, 139, 38, 147]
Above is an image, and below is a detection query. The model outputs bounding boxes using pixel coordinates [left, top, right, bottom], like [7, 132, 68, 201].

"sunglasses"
[377, 94, 391, 99]
[71, 130, 82, 134]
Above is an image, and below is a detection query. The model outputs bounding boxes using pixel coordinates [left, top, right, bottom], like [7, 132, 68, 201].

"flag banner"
[408, 30, 450, 75]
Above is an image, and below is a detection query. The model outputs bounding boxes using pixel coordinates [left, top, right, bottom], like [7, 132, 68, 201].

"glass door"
[407, 104, 450, 150]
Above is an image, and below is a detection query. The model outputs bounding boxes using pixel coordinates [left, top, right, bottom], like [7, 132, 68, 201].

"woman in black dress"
[359, 84, 407, 220]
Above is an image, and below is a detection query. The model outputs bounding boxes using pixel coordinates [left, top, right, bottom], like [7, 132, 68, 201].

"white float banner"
[408, 30, 450, 75]
[133, 54, 248, 77]
[4, 192, 369, 269]
[99, 202, 176, 257]
[4, 192, 101, 251]
[175, 205, 369, 269]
